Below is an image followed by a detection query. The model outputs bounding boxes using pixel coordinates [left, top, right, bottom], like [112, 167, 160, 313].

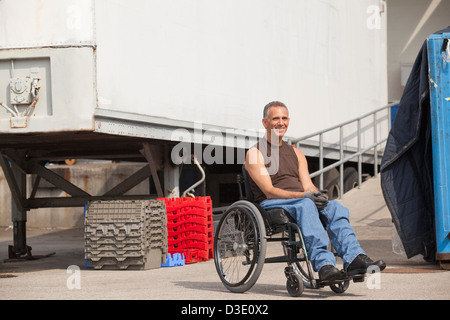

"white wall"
[387, 0, 450, 101]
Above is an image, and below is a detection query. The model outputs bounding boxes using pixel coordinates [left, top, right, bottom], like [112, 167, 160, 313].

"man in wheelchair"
[245, 101, 386, 283]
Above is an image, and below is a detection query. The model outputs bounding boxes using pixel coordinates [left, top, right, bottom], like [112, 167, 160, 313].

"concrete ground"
[0, 175, 449, 301]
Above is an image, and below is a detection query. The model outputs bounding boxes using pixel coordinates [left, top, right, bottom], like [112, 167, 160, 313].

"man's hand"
[303, 190, 328, 210]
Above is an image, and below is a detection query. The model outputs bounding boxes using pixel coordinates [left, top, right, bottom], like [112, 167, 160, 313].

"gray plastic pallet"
[85, 199, 168, 270]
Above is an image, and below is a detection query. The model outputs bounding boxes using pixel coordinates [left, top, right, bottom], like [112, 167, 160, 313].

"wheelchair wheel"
[293, 259, 316, 289]
[286, 273, 304, 297]
[330, 280, 350, 293]
[214, 201, 267, 293]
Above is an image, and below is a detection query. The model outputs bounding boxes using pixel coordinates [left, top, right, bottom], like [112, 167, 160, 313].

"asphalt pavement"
[0, 175, 449, 302]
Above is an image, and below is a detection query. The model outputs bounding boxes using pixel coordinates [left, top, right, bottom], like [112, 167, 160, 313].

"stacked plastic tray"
[158, 196, 213, 264]
[85, 199, 168, 270]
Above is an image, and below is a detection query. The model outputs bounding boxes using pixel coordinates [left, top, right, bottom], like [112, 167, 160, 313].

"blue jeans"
[259, 198, 365, 272]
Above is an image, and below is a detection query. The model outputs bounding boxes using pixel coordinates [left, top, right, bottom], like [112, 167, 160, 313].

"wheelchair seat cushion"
[265, 208, 295, 225]
[254, 204, 296, 234]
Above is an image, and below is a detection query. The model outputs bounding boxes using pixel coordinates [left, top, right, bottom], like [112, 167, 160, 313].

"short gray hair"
[263, 101, 289, 119]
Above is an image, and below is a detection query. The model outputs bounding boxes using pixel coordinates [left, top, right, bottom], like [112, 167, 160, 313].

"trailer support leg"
[0, 151, 55, 261]
[8, 162, 29, 258]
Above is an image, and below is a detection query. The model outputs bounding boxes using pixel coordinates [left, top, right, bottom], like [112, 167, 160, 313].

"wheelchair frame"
[213, 167, 364, 297]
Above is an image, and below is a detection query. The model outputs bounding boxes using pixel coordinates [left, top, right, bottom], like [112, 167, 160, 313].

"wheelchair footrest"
[264, 256, 289, 264]
[352, 274, 365, 283]
[317, 270, 366, 286]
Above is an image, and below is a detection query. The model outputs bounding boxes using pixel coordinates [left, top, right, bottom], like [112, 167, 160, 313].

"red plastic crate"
[158, 196, 214, 263]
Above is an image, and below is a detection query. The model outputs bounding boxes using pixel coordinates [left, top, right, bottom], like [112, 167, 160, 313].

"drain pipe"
[182, 155, 206, 197]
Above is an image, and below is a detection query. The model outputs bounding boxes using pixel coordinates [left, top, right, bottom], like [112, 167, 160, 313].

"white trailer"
[0, 0, 390, 257]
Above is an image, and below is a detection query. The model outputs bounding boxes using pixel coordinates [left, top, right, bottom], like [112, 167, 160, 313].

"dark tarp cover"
[380, 27, 450, 262]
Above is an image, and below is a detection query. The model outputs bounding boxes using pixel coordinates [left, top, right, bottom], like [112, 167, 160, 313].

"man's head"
[262, 101, 290, 143]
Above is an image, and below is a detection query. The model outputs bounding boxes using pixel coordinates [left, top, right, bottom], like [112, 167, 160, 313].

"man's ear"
[262, 118, 269, 129]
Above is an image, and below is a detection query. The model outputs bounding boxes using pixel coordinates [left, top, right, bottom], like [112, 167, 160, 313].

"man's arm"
[293, 147, 319, 193]
[245, 147, 305, 199]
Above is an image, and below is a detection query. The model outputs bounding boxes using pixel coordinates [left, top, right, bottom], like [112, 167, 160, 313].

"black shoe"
[346, 254, 386, 276]
[319, 265, 343, 282]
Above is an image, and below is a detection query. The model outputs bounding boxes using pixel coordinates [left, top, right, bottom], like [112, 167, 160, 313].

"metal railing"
[291, 102, 398, 199]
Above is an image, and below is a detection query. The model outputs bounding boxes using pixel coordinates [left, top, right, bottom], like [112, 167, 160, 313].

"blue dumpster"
[390, 104, 399, 127]
[427, 32, 450, 268]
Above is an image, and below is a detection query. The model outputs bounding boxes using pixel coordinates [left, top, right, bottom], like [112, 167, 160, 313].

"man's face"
[262, 106, 290, 139]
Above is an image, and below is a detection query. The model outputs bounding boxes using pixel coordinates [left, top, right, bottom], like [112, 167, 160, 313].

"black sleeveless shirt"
[248, 139, 304, 203]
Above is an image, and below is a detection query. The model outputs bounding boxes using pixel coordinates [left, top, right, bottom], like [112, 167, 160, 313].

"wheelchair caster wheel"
[329, 280, 350, 294]
[286, 274, 304, 297]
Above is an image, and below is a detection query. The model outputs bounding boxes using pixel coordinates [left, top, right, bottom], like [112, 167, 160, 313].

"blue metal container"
[427, 33, 450, 267]
[390, 104, 399, 127]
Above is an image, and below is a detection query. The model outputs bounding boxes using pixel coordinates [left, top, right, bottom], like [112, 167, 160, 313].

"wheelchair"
[213, 166, 365, 297]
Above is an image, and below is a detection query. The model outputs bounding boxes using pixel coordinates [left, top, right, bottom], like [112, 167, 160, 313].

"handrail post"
[319, 133, 323, 190]
[339, 126, 344, 199]
[373, 112, 378, 177]
[357, 118, 362, 189]
[388, 105, 392, 132]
